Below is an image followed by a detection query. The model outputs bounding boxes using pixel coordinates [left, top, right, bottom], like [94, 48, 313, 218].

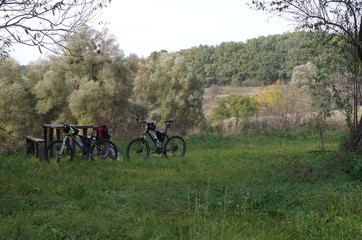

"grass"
[1, 130, 362, 239]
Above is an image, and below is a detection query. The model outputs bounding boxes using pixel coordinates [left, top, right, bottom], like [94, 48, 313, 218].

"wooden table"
[42, 124, 95, 147]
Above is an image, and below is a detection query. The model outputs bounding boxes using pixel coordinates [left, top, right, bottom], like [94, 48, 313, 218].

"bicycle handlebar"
[63, 124, 79, 136]
[136, 119, 174, 125]
[136, 119, 176, 134]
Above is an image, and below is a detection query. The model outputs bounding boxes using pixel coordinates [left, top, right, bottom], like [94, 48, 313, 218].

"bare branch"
[0, 0, 112, 58]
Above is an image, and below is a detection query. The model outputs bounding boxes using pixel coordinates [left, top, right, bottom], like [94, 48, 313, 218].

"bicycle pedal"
[152, 148, 163, 154]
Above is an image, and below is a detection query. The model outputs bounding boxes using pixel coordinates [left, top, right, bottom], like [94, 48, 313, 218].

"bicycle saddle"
[164, 120, 174, 123]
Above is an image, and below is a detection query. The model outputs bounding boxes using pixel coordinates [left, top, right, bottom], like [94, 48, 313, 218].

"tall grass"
[1, 130, 361, 239]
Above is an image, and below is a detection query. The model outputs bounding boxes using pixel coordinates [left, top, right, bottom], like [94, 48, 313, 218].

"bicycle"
[126, 119, 186, 160]
[45, 124, 118, 163]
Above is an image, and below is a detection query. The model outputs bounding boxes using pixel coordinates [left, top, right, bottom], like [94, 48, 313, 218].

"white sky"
[10, 0, 292, 65]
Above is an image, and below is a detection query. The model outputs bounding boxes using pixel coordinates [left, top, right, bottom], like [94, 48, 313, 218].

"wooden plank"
[25, 135, 46, 161]
[26, 135, 45, 142]
[49, 128, 54, 144]
[56, 129, 61, 140]
[43, 126, 48, 147]
[42, 124, 95, 129]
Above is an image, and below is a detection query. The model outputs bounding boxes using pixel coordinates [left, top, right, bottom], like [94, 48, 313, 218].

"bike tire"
[126, 138, 150, 160]
[46, 140, 74, 163]
[163, 135, 186, 158]
[91, 139, 119, 160]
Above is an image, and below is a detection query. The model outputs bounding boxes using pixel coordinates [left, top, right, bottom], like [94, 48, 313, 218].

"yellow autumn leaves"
[212, 80, 310, 126]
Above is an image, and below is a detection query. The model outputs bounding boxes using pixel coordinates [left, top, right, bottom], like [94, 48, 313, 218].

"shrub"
[255, 80, 311, 127]
[211, 94, 259, 123]
[342, 153, 362, 180]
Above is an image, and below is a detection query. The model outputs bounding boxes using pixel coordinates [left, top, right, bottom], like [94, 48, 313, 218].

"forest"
[0, 27, 334, 153]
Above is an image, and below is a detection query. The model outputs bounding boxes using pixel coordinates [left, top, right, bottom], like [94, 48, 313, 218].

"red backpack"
[96, 124, 110, 140]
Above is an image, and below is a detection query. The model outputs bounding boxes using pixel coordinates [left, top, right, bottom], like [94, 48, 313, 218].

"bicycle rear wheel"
[163, 136, 186, 158]
[46, 140, 74, 163]
[91, 139, 119, 160]
[126, 138, 150, 160]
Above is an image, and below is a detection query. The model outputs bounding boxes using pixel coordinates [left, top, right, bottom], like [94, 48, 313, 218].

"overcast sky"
[10, 0, 292, 65]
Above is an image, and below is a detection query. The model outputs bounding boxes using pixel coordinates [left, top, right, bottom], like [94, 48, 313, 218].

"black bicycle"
[45, 124, 118, 163]
[126, 119, 186, 160]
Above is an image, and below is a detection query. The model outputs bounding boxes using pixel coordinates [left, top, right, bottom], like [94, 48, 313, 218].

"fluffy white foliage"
[0, 59, 35, 152]
[32, 27, 133, 126]
[147, 53, 204, 127]
[290, 62, 318, 89]
[33, 69, 71, 114]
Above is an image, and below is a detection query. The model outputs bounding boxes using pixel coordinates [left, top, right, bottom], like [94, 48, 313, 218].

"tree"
[0, 0, 112, 59]
[32, 26, 133, 127]
[64, 27, 133, 125]
[278, 31, 324, 79]
[180, 45, 215, 86]
[214, 42, 244, 85]
[252, 0, 362, 152]
[32, 60, 73, 123]
[24, 60, 51, 89]
[133, 52, 204, 132]
[291, 62, 333, 150]
[0, 59, 35, 152]
[211, 94, 259, 127]
[132, 57, 155, 105]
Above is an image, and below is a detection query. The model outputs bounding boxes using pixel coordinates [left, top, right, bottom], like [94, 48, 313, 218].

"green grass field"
[1, 130, 361, 239]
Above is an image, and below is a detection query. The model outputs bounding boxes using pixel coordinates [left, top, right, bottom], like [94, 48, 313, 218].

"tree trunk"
[349, 126, 362, 153]
[358, 16, 362, 63]
[348, 17, 362, 153]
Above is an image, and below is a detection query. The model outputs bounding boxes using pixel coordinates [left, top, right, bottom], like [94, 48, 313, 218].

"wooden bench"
[26, 135, 45, 160]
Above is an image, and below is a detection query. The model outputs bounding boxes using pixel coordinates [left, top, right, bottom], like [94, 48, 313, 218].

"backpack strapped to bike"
[95, 124, 110, 140]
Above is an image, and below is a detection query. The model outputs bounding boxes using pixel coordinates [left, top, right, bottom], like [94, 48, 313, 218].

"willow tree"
[30, 26, 133, 129]
[31, 59, 73, 123]
[252, 0, 362, 153]
[0, 0, 112, 59]
[133, 53, 204, 132]
[0, 59, 34, 152]
[64, 27, 133, 126]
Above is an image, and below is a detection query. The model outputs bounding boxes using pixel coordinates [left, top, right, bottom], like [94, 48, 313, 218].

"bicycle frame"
[62, 132, 95, 156]
[47, 124, 119, 162]
[142, 131, 165, 148]
[126, 119, 186, 160]
[57, 136, 70, 157]
[141, 122, 171, 150]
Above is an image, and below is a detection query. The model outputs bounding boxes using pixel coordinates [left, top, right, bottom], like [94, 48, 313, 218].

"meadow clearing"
[1, 129, 361, 239]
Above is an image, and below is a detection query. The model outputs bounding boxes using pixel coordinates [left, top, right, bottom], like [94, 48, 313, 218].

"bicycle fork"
[56, 136, 69, 160]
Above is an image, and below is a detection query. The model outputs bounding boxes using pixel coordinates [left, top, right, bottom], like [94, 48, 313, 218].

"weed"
[341, 152, 362, 180]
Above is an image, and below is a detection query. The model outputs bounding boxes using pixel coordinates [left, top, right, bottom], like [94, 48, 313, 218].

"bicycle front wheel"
[126, 138, 150, 160]
[91, 139, 119, 160]
[163, 136, 186, 158]
[46, 140, 74, 163]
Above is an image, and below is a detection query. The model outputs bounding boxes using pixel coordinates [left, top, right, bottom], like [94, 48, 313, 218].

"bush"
[211, 94, 259, 122]
[342, 153, 362, 180]
[255, 80, 311, 127]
